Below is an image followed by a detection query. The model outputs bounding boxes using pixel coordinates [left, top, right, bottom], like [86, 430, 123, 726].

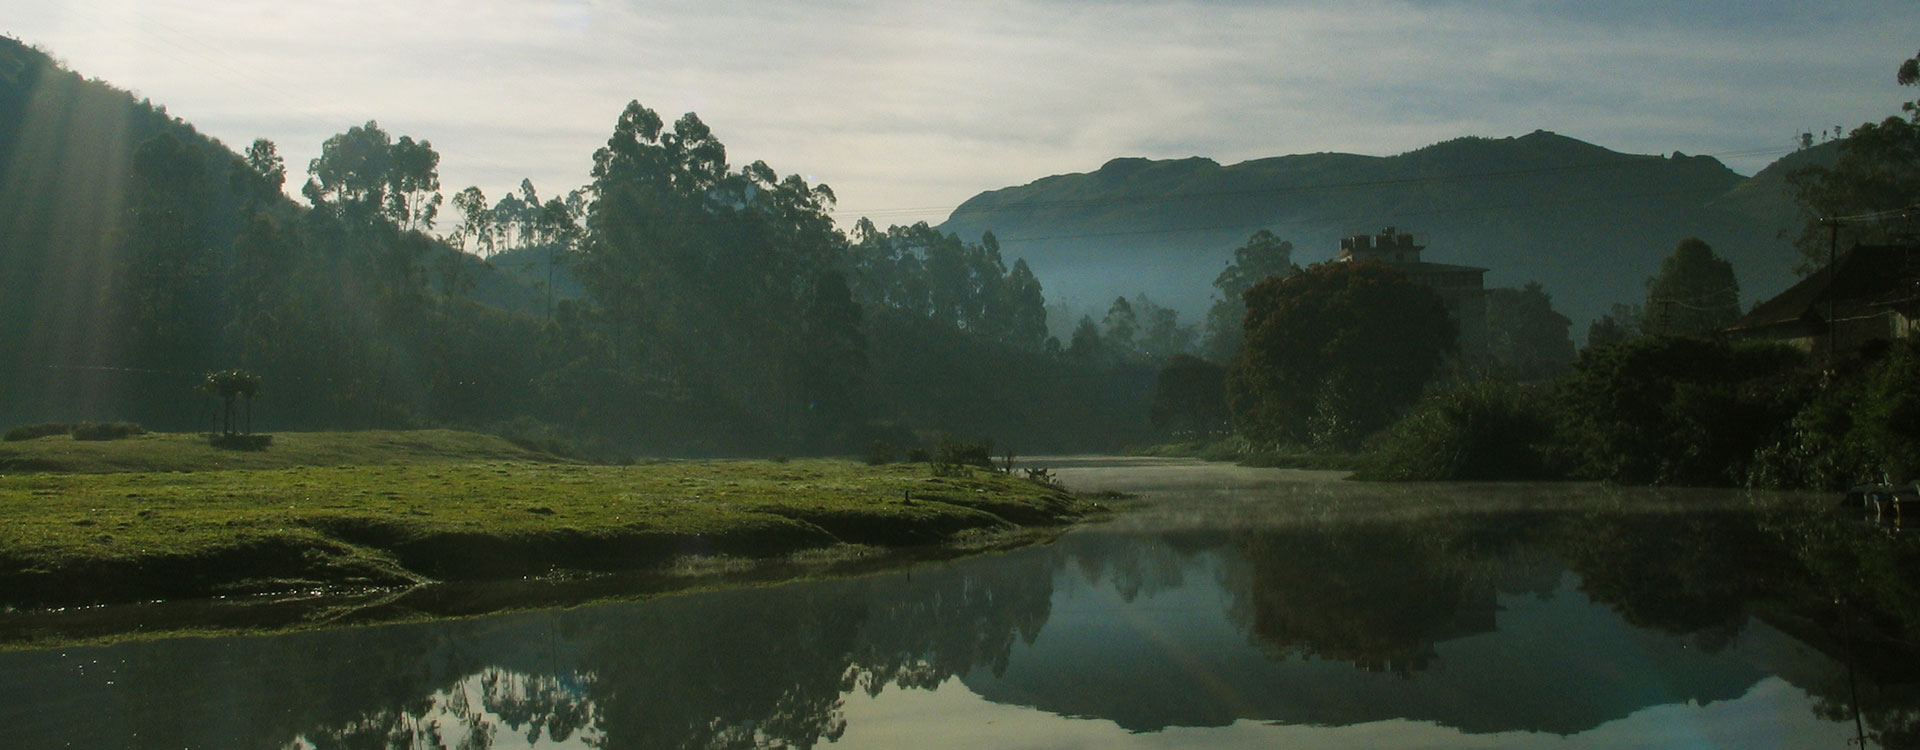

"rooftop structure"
[1334, 227, 1489, 364]
[1726, 243, 1920, 358]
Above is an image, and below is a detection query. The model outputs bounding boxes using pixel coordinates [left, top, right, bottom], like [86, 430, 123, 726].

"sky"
[4, 0, 1917, 229]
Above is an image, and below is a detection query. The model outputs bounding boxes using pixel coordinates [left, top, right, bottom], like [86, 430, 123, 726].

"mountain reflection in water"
[3, 459, 1917, 749]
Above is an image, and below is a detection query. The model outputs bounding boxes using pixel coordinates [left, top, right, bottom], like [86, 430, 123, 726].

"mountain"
[937, 132, 1818, 335]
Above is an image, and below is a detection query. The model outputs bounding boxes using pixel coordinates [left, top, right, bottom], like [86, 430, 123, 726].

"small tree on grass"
[201, 369, 263, 435]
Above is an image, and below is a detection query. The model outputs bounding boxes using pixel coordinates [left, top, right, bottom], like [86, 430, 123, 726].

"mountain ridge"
[939, 131, 1807, 335]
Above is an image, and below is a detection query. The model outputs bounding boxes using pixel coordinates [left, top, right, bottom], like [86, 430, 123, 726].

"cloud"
[3, 0, 1914, 229]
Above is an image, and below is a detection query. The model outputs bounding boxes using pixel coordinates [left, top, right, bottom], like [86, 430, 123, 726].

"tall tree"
[1788, 49, 1920, 271]
[1102, 296, 1137, 353]
[1132, 294, 1195, 360]
[1204, 230, 1296, 361]
[449, 186, 493, 255]
[304, 121, 441, 232]
[572, 101, 863, 450]
[1227, 261, 1456, 449]
[304, 121, 395, 221]
[121, 132, 214, 374]
[385, 135, 442, 231]
[1486, 282, 1575, 380]
[231, 138, 286, 209]
[998, 258, 1049, 349]
[1643, 237, 1739, 337]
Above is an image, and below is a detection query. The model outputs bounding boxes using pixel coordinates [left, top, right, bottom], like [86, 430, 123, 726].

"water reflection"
[287, 668, 603, 749]
[6, 463, 1920, 748]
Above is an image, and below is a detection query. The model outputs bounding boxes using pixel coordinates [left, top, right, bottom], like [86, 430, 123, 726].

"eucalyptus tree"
[303, 121, 442, 232]
[568, 101, 864, 448]
[1203, 229, 1296, 361]
[449, 186, 493, 255]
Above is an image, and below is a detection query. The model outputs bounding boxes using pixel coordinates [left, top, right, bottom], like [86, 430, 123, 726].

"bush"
[1358, 381, 1561, 481]
[931, 436, 995, 476]
[4, 423, 72, 441]
[1751, 338, 1920, 488]
[1554, 337, 1804, 485]
[70, 422, 147, 441]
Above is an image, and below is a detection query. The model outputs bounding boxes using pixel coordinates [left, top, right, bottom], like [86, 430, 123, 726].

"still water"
[3, 457, 1916, 749]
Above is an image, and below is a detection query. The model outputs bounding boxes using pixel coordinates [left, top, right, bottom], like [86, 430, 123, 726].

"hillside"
[938, 132, 1814, 334]
[0, 36, 550, 429]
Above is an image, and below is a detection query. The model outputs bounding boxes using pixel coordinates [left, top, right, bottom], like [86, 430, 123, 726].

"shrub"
[4, 423, 71, 441]
[1358, 381, 1561, 481]
[1554, 337, 1804, 485]
[931, 436, 994, 476]
[70, 422, 147, 441]
[1751, 338, 1920, 488]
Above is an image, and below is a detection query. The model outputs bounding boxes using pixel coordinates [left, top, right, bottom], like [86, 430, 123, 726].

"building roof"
[1728, 244, 1920, 334]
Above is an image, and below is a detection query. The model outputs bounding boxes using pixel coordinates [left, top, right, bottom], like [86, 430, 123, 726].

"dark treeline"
[0, 38, 1154, 455]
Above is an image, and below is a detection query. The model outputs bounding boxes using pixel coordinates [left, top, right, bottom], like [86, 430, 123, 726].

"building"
[1333, 227, 1489, 365]
[1725, 243, 1920, 358]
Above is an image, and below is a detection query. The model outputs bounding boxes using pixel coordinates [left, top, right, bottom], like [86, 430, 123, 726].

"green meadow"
[0, 430, 1092, 609]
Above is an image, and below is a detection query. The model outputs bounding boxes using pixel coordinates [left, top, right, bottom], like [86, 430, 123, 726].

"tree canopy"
[1788, 50, 1920, 270]
[1486, 282, 1575, 380]
[1643, 237, 1739, 337]
[1227, 261, 1456, 449]
[1203, 230, 1296, 361]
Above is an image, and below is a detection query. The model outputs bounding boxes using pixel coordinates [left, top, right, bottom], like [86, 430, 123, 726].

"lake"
[3, 457, 1915, 749]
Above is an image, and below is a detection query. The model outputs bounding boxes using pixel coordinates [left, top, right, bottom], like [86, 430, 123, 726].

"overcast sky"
[5, 0, 1916, 228]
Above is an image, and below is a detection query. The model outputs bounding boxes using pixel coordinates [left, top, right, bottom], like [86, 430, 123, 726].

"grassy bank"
[0, 428, 569, 473]
[0, 431, 1094, 610]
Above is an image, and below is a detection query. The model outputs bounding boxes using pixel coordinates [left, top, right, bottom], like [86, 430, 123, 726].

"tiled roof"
[1728, 244, 1920, 333]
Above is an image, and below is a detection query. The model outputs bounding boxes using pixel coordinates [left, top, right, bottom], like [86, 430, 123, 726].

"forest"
[7, 31, 1917, 488]
[0, 37, 1163, 457]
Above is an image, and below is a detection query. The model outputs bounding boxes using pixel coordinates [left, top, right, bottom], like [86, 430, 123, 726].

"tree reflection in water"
[11, 488, 1920, 748]
[285, 668, 603, 749]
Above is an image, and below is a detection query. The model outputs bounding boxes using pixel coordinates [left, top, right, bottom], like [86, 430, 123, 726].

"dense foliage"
[1227, 261, 1456, 450]
[1642, 237, 1741, 336]
[1201, 229, 1296, 361]
[1484, 281, 1575, 380]
[0, 41, 1155, 456]
[1554, 337, 1803, 485]
[1357, 380, 1560, 481]
[1366, 335, 1920, 489]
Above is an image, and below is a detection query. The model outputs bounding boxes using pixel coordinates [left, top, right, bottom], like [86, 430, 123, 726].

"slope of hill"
[938, 132, 1811, 334]
[0, 36, 549, 429]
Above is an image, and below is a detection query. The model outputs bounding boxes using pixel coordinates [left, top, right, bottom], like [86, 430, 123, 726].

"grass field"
[0, 431, 1092, 609]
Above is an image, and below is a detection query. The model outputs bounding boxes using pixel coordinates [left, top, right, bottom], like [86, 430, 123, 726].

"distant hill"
[938, 132, 1821, 335]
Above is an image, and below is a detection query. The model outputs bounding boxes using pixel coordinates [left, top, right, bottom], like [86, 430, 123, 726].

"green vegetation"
[1358, 380, 1559, 481]
[1227, 261, 1456, 451]
[1485, 282, 1575, 380]
[1358, 335, 1920, 488]
[0, 429, 562, 473]
[0, 38, 1157, 459]
[1202, 230, 1297, 361]
[1642, 237, 1742, 337]
[0, 430, 1091, 609]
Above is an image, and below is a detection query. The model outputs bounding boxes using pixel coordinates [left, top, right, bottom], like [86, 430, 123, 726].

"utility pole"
[1827, 217, 1840, 362]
